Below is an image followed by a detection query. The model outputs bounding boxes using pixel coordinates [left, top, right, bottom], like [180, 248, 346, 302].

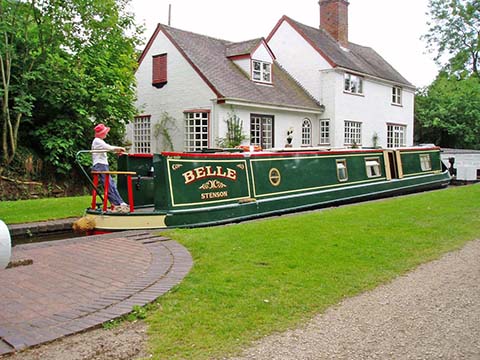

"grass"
[144, 185, 480, 359]
[1, 185, 479, 358]
[0, 196, 90, 224]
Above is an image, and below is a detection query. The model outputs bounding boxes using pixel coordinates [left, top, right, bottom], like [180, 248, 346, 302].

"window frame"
[301, 118, 312, 146]
[336, 159, 348, 182]
[392, 86, 402, 105]
[250, 114, 274, 149]
[184, 110, 210, 151]
[133, 115, 152, 154]
[419, 154, 432, 171]
[387, 123, 407, 148]
[344, 120, 362, 146]
[344, 73, 364, 95]
[365, 157, 382, 178]
[319, 119, 330, 145]
[251, 59, 272, 84]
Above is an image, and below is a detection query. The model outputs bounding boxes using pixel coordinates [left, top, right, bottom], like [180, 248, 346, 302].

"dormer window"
[344, 73, 363, 95]
[252, 60, 271, 83]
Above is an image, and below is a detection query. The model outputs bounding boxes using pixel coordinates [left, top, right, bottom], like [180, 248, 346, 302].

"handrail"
[75, 149, 127, 204]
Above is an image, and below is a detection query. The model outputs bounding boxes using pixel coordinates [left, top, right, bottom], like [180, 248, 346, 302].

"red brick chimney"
[319, 0, 349, 48]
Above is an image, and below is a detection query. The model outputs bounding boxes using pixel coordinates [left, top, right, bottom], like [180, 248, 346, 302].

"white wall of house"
[252, 43, 273, 63]
[216, 104, 320, 149]
[267, 21, 415, 150]
[334, 73, 414, 148]
[132, 30, 218, 152]
[268, 21, 332, 103]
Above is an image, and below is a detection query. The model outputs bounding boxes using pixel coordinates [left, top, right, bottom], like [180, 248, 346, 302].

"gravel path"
[230, 239, 480, 360]
[5, 239, 479, 359]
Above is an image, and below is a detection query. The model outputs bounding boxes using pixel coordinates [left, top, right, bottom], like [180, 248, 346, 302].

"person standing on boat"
[91, 123, 129, 212]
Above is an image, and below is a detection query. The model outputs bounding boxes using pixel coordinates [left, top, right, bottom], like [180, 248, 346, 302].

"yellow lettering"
[226, 168, 237, 180]
[195, 167, 206, 179]
[183, 170, 195, 184]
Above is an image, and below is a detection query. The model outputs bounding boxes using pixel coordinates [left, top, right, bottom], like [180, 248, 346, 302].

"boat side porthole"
[269, 168, 281, 186]
[336, 159, 348, 182]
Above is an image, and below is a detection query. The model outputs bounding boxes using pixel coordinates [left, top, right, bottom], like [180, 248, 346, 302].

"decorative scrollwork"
[199, 180, 227, 190]
[172, 164, 183, 171]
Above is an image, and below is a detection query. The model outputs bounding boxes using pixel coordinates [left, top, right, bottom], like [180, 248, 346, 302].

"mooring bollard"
[0, 220, 11, 269]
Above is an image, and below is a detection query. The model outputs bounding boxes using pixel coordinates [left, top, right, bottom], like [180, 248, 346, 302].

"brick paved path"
[0, 231, 192, 356]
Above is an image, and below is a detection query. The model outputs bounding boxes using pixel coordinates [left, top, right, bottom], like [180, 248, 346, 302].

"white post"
[0, 220, 11, 269]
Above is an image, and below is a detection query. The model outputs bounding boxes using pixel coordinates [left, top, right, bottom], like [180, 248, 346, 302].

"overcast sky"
[128, 0, 440, 88]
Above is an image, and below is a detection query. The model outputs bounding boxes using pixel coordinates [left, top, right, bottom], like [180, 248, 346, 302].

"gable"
[138, 24, 321, 111]
[267, 16, 413, 87]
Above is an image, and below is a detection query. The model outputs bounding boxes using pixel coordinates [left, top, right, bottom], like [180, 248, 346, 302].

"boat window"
[336, 160, 348, 182]
[365, 158, 381, 178]
[420, 154, 432, 171]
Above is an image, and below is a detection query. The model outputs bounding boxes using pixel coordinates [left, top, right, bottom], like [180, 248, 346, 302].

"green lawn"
[1, 186, 479, 359]
[145, 185, 480, 359]
[0, 196, 90, 224]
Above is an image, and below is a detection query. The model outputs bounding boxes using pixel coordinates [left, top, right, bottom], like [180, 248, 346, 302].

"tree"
[0, 0, 142, 175]
[423, 0, 480, 77]
[0, 0, 41, 170]
[415, 72, 480, 149]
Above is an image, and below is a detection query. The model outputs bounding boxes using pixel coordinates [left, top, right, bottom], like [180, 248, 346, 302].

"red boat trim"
[127, 153, 154, 158]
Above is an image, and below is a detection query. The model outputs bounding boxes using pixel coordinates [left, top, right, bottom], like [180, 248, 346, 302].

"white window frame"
[344, 121, 362, 146]
[387, 124, 406, 148]
[336, 159, 348, 182]
[344, 73, 363, 95]
[392, 86, 402, 105]
[184, 111, 209, 151]
[252, 60, 272, 83]
[365, 158, 381, 178]
[133, 115, 151, 153]
[301, 118, 312, 146]
[319, 119, 330, 145]
[419, 154, 432, 171]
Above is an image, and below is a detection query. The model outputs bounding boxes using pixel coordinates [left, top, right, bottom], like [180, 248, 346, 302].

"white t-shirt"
[91, 138, 116, 165]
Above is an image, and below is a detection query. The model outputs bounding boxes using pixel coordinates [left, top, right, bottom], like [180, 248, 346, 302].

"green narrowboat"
[82, 146, 450, 232]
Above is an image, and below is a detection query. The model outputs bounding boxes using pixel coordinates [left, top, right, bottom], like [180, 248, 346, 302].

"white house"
[129, 0, 415, 153]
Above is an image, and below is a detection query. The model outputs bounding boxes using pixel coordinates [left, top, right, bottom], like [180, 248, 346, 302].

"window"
[392, 86, 402, 105]
[252, 60, 272, 83]
[133, 115, 151, 153]
[184, 111, 209, 151]
[336, 159, 348, 182]
[152, 54, 167, 87]
[301, 119, 312, 146]
[344, 121, 362, 146]
[387, 124, 406, 148]
[365, 158, 381, 178]
[344, 73, 363, 94]
[419, 154, 432, 171]
[320, 119, 330, 145]
[250, 114, 274, 149]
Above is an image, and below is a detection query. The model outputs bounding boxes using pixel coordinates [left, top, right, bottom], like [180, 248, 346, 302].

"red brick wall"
[319, 0, 349, 47]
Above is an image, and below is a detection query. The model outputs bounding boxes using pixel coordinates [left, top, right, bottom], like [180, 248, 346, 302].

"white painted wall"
[216, 104, 319, 149]
[441, 151, 480, 181]
[268, 21, 332, 103]
[251, 43, 273, 63]
[232, 58, 250, 77]
[267, 20, 415, 149]
[333, 72, 414, 148]
[132, 29, 218, 152]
